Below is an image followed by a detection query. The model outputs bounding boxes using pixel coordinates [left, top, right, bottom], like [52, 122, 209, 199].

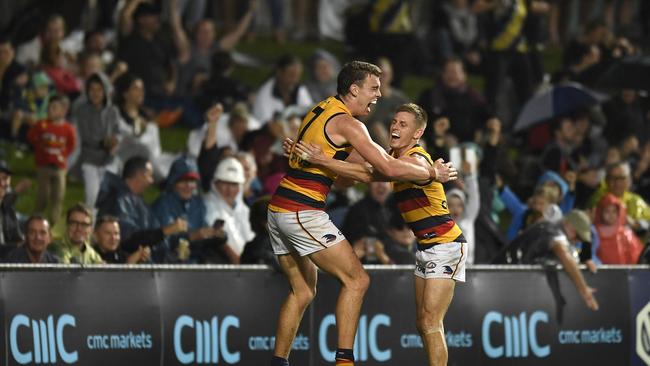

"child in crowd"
[595, 193, 645, 264]
[27, 94, 76, 225]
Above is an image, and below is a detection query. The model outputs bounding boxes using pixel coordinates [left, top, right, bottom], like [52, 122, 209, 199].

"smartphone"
[213, 219, 225, 229]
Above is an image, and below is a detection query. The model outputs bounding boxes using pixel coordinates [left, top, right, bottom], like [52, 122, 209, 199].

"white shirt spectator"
[252, 78, 313, 129]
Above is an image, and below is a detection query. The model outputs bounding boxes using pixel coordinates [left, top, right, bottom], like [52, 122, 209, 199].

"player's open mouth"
[367, 100, 377, 110]
[390, 132, 400, 141]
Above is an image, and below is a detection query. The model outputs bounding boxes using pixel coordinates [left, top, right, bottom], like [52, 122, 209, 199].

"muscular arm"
[336, 116, 432, 181]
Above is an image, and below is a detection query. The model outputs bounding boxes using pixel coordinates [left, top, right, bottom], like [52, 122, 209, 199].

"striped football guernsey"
[392, 145, 466, 249]
[269, 96, 354, 213]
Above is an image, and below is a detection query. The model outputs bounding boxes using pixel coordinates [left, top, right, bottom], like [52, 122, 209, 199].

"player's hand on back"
[432, 158, 458, 183]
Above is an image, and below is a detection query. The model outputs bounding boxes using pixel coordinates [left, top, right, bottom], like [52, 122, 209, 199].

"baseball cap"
[565, 210, 592, 242]
[214, 157, 245, 184]
[0, 160, 12, 175]
[178, 171, 200, 181]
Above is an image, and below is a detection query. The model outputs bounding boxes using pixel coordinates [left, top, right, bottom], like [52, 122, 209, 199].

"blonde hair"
[395, 103, 428, 129]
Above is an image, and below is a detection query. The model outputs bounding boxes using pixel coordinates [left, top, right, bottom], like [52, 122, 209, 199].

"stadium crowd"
[0, 0, 648, 266]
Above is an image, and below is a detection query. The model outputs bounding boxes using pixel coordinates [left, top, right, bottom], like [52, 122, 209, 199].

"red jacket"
[595, 193, 645, 264]
[27, 119, 76, 169]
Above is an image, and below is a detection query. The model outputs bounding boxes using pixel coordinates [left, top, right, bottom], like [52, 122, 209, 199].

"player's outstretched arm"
[338, 116, 435, 181]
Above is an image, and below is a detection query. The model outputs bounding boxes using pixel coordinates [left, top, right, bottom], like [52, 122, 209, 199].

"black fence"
[1, 264, 649, 366]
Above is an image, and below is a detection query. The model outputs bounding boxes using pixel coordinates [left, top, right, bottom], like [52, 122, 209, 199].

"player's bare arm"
[328, 114, 435, 181]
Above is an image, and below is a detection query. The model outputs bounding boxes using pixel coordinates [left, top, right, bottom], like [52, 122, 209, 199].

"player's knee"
[350, 270, 370, 293]
[295, 286, 317, 307]
[416, 316, 443, 336]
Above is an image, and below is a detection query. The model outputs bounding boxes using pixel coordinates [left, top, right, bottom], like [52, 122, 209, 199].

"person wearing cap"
[203, 157, 254, 262]
[507, 209, 600, 311]
[153, 156, 237, 263]
[0, 161, 24, 259]
[95, 156, 188, 262]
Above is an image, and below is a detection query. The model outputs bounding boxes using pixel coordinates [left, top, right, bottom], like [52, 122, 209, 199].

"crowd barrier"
[1, 264, 648, 366]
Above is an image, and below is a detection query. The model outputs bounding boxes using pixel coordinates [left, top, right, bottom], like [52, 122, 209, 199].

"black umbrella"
[596, 55, 650, 91]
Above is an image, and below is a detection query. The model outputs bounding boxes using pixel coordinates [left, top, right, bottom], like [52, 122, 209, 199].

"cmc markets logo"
[174, 315, 240, 364]
[482, 311, 550, 359]
[637, 302, 650, 365]
[319, 314, 391, 362]
[10, 314, 78, 364]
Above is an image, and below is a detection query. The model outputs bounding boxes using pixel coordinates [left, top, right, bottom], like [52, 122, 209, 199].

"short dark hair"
[275, 53, 302, 72]
[49, 94, 70, 108]
[114, 73, 140, 105]
[66, 202, 92, 223]
[95, 215, 119, 230]
[337, 61, 382, 96]
[395, 103, 428, 129]
[25, 215, 49, 233]
[122, 156, 150, 179]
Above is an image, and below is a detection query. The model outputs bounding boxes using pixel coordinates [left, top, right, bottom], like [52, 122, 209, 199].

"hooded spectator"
[595, 193, 645, 264]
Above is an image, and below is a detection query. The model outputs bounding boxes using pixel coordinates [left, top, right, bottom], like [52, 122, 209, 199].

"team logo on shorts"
[443, 266, 453, 275]
[322, 234, 337, 243]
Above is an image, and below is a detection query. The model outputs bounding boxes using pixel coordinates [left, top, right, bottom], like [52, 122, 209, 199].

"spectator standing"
[72, 73, 121, 210]
[50, 203, 104, 264]
[304, 49, 340, 103]
[447, 161, 480, 264]
[0, 36, 28, 139]
[5, 216, 59, 264]
[27, 95, 76, 225]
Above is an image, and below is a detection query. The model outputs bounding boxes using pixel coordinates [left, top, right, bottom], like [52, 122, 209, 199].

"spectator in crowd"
[50, 203, 104, 264]
[82, 29, 114, 66]
[342, 181, 394, 263]
[591, 162, 650, 232]
[383, 216, 416, 265]
[95, 156, 187, 262]
[252, 54, 313, 128]
[5, 215, 59, 264]
[195, 50, 251, 112]
[40, 41, 82, 96]
[304, 49, 340, 104]
[27, 94, 76, 225]
[172, 0, 256, 97]
[72, 73, 121, 210]
[366, 57, 409, 148]
[204, 157, 253, 261]
[602, 89, 650, 147]
[447, 160, 480, 264]
[418, 57, 497, 148]
[240, 196, 278, 268]
[93, 215, 151, 264]
[536, 170, 576, 214]
[497, 176, 560, 241]
[430, 0, 480, 68]
[541, 116, 579, 174]
[11, 71, 55, 142]
[16, 14, 79, 68]
[0, 36, 28, 139]
[475, 0, 533, 118]
[594, 193, 645, 264]
[152, 156, 237, 263]
[235, 151, 262, 206]
[189, 102, 253, 159]
[0, 161, 24, 258]
[117, 1, 175, 103]
[504, 210, 599, 310]
[114, 73, 175, 179]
